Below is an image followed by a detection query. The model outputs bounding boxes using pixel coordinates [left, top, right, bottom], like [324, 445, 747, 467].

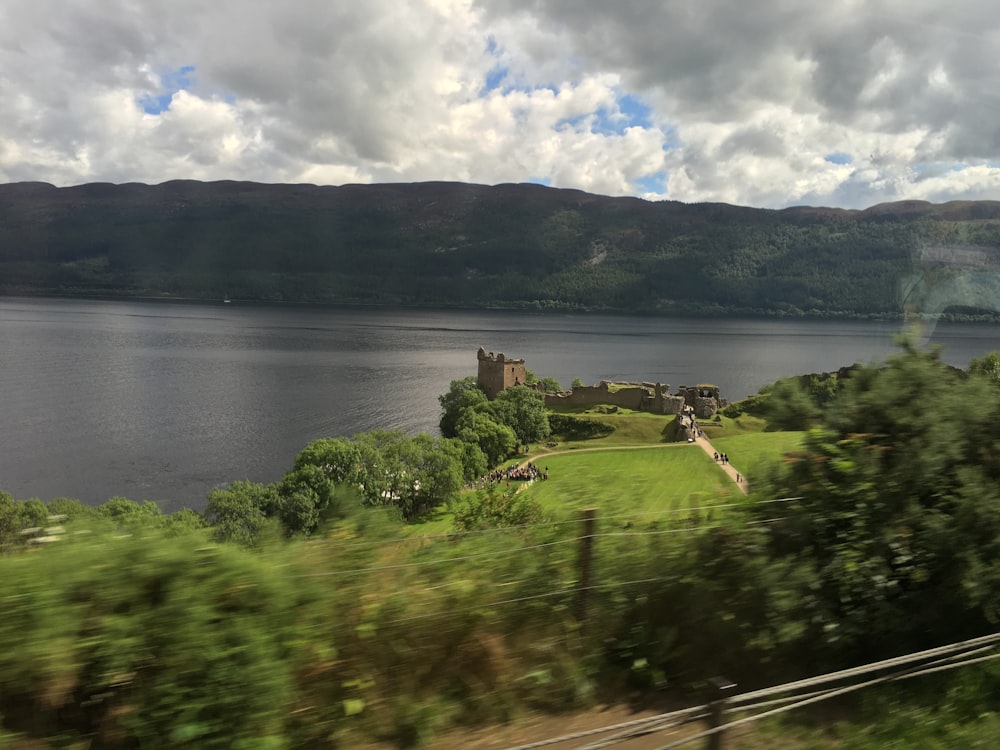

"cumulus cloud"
[1, 0, 999, 207]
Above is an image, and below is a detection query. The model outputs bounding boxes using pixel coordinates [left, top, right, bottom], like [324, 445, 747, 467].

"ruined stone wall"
[544, 382, 645, 410]
[544, 381, 685, 415]
[677, 384, 724, 418]
[477, 347, 527, 400]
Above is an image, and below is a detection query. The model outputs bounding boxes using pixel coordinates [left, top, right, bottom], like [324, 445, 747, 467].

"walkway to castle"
[692, 427, 748, 495]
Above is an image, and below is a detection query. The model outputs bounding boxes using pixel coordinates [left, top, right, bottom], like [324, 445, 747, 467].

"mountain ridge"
[3, 180, 1000, 318]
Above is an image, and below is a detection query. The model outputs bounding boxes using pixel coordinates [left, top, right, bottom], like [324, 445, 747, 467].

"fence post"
[576, 508, 598, 627]
[706, 676, 736, 750]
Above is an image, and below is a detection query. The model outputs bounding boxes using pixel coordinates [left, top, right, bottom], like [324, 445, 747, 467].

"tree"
[97, 497, 163, 530]
[756, 344, 1000, 661]
[538, 376, 562, 393]
[572, 377, 585, 389]
[0, 492, 24, 554]
[204, 481, 276, 546]
[456, 409, 517, 466]
[438, 376, 488, 438]
[294, 437, 362, 484]
[491, 385, 551, 450]
[352, 431, 465, 517]
[276, 464, 339, 536]
[46, 497, 98, 522]
[970, 350, 1000, 387]
[439, 435, 487, 482]
[524, 369, 562, 393]
[401, 434, 465, 516]
[762, 377, 822, 430]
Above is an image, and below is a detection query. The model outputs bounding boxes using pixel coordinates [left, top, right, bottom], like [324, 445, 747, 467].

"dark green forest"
[5, 180, 1000, 318]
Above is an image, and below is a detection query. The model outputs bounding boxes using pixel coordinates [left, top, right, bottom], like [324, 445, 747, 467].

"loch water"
[1, 297, 996, 511]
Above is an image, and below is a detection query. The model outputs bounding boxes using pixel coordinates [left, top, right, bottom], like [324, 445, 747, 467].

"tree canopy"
[492, 385, 551, 449]
[755, 344, 1000, 660]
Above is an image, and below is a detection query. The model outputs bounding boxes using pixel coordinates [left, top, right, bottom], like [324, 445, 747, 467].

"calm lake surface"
[2, 297, 997, 511]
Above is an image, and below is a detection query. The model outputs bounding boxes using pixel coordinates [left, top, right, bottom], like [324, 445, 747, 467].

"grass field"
[520, 444, 741, 520]
[408, 411, 798, 535]
[711, 431, 805, 482]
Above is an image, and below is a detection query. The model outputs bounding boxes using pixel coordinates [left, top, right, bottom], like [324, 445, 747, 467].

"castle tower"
[477, 346, 527, 400]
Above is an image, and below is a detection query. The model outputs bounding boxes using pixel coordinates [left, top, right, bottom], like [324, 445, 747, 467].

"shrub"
[548, 414, 615, 441]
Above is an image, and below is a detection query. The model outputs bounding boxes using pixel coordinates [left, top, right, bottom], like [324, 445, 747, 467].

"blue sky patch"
[592, 92, 653, 136]
[526, 176, 552, 187]
[554, 90, 654, 136]
[634, 171, 667, 194]
[483, 65, 508, 94]
[139, 65, 196, 115]
[618, 94, 652, 129]
[824, 152, 852, 165]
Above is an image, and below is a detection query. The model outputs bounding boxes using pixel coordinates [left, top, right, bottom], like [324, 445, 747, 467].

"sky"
[2, 0, 1000, 209]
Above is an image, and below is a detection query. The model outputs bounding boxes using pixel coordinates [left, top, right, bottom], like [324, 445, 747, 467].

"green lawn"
[710, 431, 805, 482]
[408, 414, 798, 536]
[521, 445, 741, 520]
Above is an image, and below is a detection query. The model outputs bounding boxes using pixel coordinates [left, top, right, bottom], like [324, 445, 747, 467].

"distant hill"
[4, 180, 1000, 318]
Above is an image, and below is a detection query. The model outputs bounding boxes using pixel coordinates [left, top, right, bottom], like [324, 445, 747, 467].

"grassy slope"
[711, 431, 806, 482]
[521, 446, 739, 520]
[413, 411, 780, 535]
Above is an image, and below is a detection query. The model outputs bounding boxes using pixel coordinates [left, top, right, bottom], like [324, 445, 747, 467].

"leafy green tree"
[46, 497, 98, 522]
[276, 464, 339, 536]
[16, 499, 47, 530]
[204, 481, 276, 546]
[438, 376, 488, 438]
[762, 377, 822, 430]
[0, 492, 24, 554]
[538, 376, 562, 393]
[757, 344, 1000, 661]
[523, 369, 561, 392]
[352, 431, 465, 517]
[293, 436, 362, 483]
[0, 498, 56, 552]
[439, 435, 487, 482]
[98, 497, 163, 528]
[163, 508, 207, 536]
[571, 377, 585, 389]
[456, 409, 517, 466]
[491, 385, 551, 450]
[970, 351, 1000, 387]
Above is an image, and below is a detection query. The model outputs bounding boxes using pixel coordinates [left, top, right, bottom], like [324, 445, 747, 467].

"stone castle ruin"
[475, 348, 726, 421]
[544, 381, 724, 419]
[477, 347, 528, 400]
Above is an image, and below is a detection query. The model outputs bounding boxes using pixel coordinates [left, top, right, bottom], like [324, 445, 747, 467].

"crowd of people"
[472, 462, 549, 489]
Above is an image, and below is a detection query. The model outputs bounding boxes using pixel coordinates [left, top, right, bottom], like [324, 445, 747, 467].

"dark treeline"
[5, 180, 1000, 318]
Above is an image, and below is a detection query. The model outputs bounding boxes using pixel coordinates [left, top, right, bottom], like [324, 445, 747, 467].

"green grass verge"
[711, 431, 805, 482]
[521, 445, 741, 521]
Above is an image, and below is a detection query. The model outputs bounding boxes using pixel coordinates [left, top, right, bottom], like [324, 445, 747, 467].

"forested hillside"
[4, 180, 1000, 318]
